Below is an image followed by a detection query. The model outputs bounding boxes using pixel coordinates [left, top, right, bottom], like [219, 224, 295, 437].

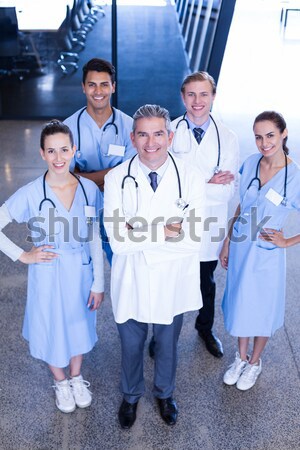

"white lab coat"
[104, 155, 206, 325]
[170, 115, 239, 261]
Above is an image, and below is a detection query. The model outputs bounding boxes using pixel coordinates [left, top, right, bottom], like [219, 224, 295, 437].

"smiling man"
[104, 104, 206, 429]
[162, 71, 240, 359]
[64, 58, 136, 264]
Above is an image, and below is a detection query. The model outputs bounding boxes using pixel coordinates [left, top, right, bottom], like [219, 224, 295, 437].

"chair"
[0, 7, 35, 79]
[76, 0, 97, 31]
[65, 4, 86, 52]
[56, 5, 86, 74]
[71, 0, 93, 35]
[39, 5, 83, 75]
[88, 0, 106, 17]
[82, 0, 98, 23]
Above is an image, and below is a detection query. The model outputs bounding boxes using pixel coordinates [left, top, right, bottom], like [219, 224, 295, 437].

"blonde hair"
[181, 71, 216, 95]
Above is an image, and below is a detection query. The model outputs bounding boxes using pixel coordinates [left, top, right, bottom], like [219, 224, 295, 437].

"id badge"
[265, 188, 283, 206]
[107, 144, 125, 157]
[84, 205, 96, 217]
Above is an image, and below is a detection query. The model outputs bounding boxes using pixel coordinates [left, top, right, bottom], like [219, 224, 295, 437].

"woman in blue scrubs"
[0, 121, 104, 412]
[220, 111, 300, 390]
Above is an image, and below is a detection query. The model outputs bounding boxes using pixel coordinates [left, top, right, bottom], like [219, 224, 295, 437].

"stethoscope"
[39, 171, 93, 224]
[76, 106, 119, 158]
[121, 153, 188, 216]
[246, 153, 288, 206]
[174, 113, 221, 174]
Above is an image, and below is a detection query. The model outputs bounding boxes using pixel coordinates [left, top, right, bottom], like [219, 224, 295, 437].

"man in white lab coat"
[166, 71, 239, 358]
[104, 104, 205, 429]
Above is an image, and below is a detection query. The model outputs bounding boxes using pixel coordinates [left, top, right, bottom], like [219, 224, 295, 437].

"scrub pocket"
[256, 226, 280, 250]
[81, 249, 92, 265]
[256, 240, 278, 250]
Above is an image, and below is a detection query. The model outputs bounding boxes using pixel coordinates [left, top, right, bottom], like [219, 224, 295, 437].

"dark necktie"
[193, 127, 204, 144]
[149, 171, 158, 192]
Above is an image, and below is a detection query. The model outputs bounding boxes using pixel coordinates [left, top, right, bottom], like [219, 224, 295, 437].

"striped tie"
[193, 127, 203, 144]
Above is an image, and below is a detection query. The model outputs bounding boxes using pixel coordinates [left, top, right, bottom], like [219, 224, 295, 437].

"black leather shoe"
[118, 399, 138, 429]
[198, 330, 224, 358]
[157, 397, 178, 426]
[148, 335, 155, 359]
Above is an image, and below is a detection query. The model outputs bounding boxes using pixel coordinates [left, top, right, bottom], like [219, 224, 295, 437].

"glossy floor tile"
[0, 1, 300, 449]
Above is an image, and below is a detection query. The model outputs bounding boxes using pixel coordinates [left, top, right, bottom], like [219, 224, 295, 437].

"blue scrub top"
[64, 107, 137, 172]
[5, 176, 102, 367]
[222, 153, 300, 337]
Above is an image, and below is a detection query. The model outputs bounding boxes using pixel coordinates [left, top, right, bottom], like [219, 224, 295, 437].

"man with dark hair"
[64, 58, 136, 263]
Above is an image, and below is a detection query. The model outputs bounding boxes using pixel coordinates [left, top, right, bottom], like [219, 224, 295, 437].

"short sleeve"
[5, 185, 31, 223]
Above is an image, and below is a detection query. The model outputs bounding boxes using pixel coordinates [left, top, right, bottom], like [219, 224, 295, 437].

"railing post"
[112, 0, 118, 108]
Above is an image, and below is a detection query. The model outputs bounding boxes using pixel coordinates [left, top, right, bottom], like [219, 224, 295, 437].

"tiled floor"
[0, 1, 300, 449]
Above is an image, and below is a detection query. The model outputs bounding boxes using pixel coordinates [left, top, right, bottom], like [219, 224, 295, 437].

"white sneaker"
[70, 375, 92, 408]
[223, 352, 248, 385]
[53, 379, 76, 413]
[236, 359, 262, 391]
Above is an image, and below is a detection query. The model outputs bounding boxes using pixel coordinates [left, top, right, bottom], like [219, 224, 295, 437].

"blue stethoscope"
[121, 153, 188, 215]
[39, 171, 93, 224]
[76, 106, 119, 158]
[174, 113, 221, 174]
[247, 153, 288, 206]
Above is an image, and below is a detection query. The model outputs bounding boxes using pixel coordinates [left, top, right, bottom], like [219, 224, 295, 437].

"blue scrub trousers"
[117, 314, 183, 404]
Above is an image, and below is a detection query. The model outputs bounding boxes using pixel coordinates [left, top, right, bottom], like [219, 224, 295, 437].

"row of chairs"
[0, 0, 106, 80]
[45, 0, 106, 75]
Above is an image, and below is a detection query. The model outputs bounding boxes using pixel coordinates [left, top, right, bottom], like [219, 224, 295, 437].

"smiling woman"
[40, 130, 75, 178]
[220, 110, 300, 391]
[0, 119, 105, 413]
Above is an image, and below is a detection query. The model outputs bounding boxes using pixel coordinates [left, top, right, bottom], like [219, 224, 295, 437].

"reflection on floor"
[0, 1, 300, 449]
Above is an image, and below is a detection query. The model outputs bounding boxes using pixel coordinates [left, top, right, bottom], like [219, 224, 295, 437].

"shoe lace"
[241, 363, 259, 382]
[228, 355, 245, 373]
[53, 381, 72, 401]
[70, 378, 91, 396]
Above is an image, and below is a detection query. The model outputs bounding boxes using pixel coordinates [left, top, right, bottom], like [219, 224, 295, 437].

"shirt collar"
[186, 115, 211, 133]
[138, 155, 170, 182]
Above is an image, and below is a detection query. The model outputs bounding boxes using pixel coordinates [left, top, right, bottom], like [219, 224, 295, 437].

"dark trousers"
[117, 315, 183, 404]
[195, 260, 218, 332]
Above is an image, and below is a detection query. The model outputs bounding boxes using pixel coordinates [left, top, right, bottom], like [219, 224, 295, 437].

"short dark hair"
[40, 120, 74, 150]
[181, 71, 216, 95]
[82, 58, 116, 84]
